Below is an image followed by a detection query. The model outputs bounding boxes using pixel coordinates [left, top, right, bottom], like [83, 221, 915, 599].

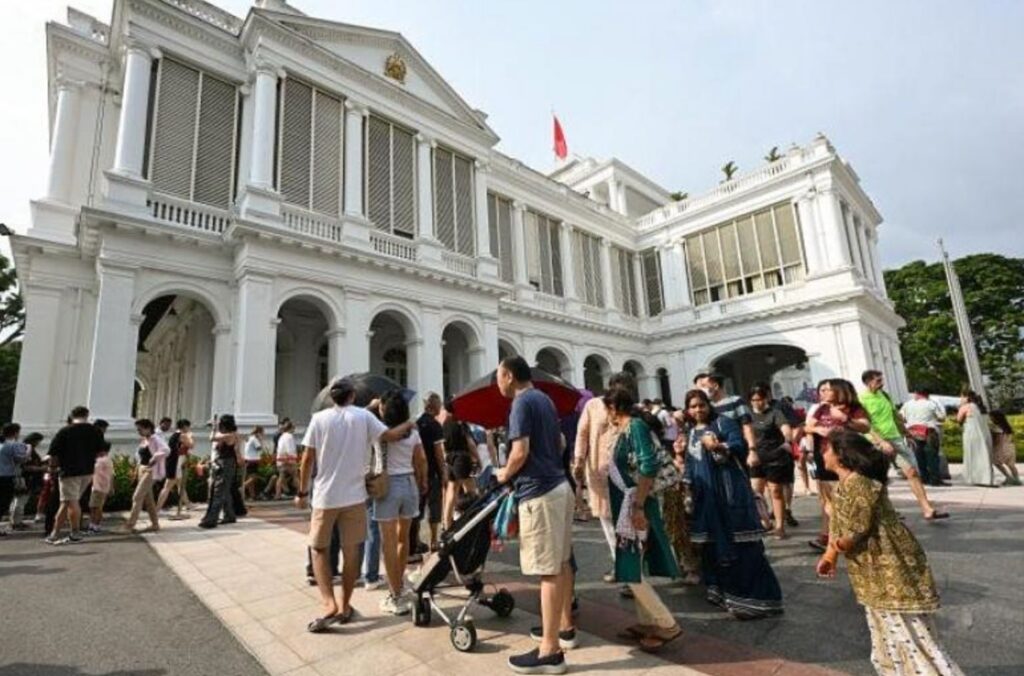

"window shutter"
[454, 155, 474, 254]
[642, 248, 664, 317]
[150, 59, 199, 200]
[549, 218, 563, 296]
[193, 74, 235, 208]
[572, 231, 586, 303]
[755, 209, 780, 268]
[391, 126, 415, 236]
[279, 79, 312, 209]
[311, 91, 341, 215]
[367, 116, 392, 232]
[736, 215, 760, 273]
[538, 217, 553, 294]
[774, 203, 801, 266]
[487, 194, 499, 258]
[686, 235, 706, 290]
[434, 147, 455, 248]
[497, 196, 514, 283]
[524, 211, 541, 289]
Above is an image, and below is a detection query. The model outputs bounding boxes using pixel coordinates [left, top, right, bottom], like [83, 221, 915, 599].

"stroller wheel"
[412, 597, 431, 627]
[450, 620, 477, 652]
[490, 589, 515, 618]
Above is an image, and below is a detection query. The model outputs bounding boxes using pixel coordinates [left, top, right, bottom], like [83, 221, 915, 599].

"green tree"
[721, 161, 738, 181]
[668, 191, 688, 202]
[885, 254, 1024, 406]
[0, 341, 20, 423]
[0, 250, 24, 421]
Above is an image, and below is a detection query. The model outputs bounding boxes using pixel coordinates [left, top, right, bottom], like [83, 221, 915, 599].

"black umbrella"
[311, 372, 415, 414]
[449, 367, 581, 428]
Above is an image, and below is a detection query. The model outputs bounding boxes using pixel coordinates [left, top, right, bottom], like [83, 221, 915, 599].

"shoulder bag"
[365, 442, 390, 499]
[625, 425, 682, 495]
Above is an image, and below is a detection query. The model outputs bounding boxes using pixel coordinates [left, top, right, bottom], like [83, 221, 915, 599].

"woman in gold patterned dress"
[816, 429, 963, 676]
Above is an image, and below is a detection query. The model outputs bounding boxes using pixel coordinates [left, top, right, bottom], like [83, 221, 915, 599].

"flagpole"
[938, 238, 987, 404]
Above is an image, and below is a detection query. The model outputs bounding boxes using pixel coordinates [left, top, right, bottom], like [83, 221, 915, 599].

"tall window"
[641, 247, 664, 317]
[434, 147, 475, 255]
[524, 210, 562, 296]
[487, 192, 514, 283]
[146, 58, 238, 208]
[277, 79, 342, 215]
[612, 246, 640, 317]
[572, 230, 603, 307]
[366, 115, 415, 237]
[684, 201, 805, 306]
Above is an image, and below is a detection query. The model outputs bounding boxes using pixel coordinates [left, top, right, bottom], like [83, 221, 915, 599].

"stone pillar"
[843, 203, 865, 277]
[235, 84, 254, 200]
[239, 59, 282, 221]
[481, 316, 500, 377]
[474, 161, 499, 279]
[510, 201, 532, 300]
[417, 305, 444, 397]
[232, 273, 277, 427]
[341, 290, 371, 374]
[344, 101, 367, 218]
[558, 223, 577, 303]
[416, 134, 435, 240]
[606, 178, 620, 213]
[325, 328, 346, 379]
[795, 193, 825, 276]
[814, 189, 852, 271]
[45, 77, 83, 203]
[12, 286, 64, 427]
[210, 324, 233, 418]
[87, 264, 140, 428]
[112, 42, 155, 178]
[600, 238, 617, 311]
[632, 251, 646, 317]
[856, 222, 876, 286]
[868, 230, 888, 294]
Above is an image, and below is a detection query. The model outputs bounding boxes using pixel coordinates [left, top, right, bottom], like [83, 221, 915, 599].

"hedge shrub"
[940, 413, 1024, 462]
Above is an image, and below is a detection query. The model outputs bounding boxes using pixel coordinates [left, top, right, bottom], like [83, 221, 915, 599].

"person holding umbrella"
[495, 356, 574, 675]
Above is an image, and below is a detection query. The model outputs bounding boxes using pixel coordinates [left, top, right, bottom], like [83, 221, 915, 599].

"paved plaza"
[2, 467, 1022, 675]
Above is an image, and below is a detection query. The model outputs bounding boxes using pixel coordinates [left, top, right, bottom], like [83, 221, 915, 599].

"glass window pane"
[720, 222, 741, 279]
[702, 231, 723, 285]
[736, 216, 759, 274]
[685, 236, 706, 289]
[774, 203, 801, 266]
[755, 209, 780, 268]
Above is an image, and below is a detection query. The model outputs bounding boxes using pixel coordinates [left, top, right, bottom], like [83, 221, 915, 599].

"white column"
[325, 328, 346, 379]
[856, 222, 876, 286]
[617, 182, 629, 216]
[45, 77, 83, 203]
[112, 42, 155, 178]
[344, 101, 367, 217]
[210, 324, 233, 418]
[599, 238, 617, 310]
[248, 64, 279, 190]
[606, 178, 620, 213]
[558, 223, 577, 302]
[12, 286, 64, 427]
[632, 251, 646, 316]
[232, 273, 277, 427]
[416, 134, 435, 239]
[417, 305, 444, 397]
[87, 265, 140, 428]
[510, 201, 532, 298]
[341, 290, 371, 374]
[814, 189, 852, 270]
[481, 317, 500, 378]
[235, 84, 254, 199]
[795, 193, 825, 276]
[868, 230, 888, 294]
[843, 204, 865, 276]
[673, 241, 691, 307]
[474, 161, 499, 279]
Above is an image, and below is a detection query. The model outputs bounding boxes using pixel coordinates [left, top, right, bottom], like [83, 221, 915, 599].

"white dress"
[960, 404, 994, 486]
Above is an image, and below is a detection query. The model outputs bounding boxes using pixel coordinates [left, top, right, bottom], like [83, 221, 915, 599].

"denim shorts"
[373, 473, 420, 521]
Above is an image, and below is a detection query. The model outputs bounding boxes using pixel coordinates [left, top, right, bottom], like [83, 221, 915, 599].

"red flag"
[553, 114, 568, 160]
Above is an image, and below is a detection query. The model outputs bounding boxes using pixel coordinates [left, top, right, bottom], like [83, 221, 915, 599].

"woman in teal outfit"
[604, 386, 682, 652]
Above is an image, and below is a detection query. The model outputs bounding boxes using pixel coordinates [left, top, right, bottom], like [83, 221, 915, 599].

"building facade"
[12, 0, 907, 446]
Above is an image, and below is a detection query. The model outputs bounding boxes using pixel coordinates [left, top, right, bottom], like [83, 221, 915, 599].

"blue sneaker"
[508, 647, 567, 674]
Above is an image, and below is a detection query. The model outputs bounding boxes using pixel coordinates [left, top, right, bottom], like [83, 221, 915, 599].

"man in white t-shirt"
[653, 400, 678, 451]
[900, 389, 948, 486]
[296, 379, 415, 631]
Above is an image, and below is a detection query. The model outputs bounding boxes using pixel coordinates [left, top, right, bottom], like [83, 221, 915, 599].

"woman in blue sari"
[682, 389, 783, 619]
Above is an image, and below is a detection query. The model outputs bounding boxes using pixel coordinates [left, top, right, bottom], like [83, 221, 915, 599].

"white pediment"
[263, 12, 492, 135]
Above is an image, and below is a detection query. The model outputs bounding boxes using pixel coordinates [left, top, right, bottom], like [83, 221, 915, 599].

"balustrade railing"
[442, 250, 478, 277]
[147, 193, 229, 234]
[370, 230, 418, 262]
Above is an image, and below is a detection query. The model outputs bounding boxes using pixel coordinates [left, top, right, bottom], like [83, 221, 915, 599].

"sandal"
[639, 626, 682, 652]
[307, 613, 339, 633]
[335, 607, 355, 624]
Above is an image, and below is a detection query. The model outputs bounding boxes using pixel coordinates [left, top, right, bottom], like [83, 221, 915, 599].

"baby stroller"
[409, 478, 516, 652]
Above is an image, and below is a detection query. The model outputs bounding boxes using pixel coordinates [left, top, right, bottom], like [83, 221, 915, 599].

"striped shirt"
[713, 395, 753, 426]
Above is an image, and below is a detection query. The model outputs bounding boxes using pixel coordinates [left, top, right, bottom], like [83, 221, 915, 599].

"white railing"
[147, 193, 229, 234]
[370, 231, 418, 262]
[637, 156, 800, 231]
[442, 250, 478, 277]
[281, 205, 343, 243]
[533, 292, 566, 313]
[164, 0, 244, 34]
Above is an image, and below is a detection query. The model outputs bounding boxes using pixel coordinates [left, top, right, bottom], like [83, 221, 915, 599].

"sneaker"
[529, 626, 579, 650]
[602, 569, 616, 583]
[508, 647, 567, 674]
[67, 532, 85, 544]
[363, 578, 385, 591]
[380, 592, 410, 615]
[44, 534, 61, 545]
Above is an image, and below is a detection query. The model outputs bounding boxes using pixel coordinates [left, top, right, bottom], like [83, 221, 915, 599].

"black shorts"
[750, 457, 795, 484]
[424, 474, 443, 524]
[446, 453, 474, 481]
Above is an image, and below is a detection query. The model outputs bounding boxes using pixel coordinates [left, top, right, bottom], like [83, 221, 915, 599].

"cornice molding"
[127, 0, 242, 63]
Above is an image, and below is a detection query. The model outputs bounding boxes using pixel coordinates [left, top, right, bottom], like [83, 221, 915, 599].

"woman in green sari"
[604, 386, 682, 652]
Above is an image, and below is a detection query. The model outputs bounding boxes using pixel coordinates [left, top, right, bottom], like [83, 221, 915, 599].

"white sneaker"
[379, 592, 410, 616]
[363, 578, 385, 591]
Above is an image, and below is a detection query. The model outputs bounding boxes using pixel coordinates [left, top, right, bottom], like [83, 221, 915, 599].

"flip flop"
[615, 623, 655, 640]
[335, 607, 355, 624]
[639, 627, 683, 652]
[307, 613, 340, 633]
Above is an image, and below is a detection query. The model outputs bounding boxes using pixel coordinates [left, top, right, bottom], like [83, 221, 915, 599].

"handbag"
[625, 426, 683, 495]
[365, 442, 390, 499]
[493, 491, 518, 541]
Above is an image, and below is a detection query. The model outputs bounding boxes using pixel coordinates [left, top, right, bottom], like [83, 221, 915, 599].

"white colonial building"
[11, 0, 907, 445]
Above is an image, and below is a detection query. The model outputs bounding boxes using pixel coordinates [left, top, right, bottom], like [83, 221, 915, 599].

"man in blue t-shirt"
[496, 356, 573, 675]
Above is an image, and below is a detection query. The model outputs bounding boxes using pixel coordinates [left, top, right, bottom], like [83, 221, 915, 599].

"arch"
[367, 301, 422, 341]
[656, 367, 673, 407]
[442, 321, 479, 397]
[535, 345, 572, 379]
[275, 297, 332, 424]
[131, 279, 230, 327]
[370, 310, 413, 389]
[498, 338, 519, 362]
[273, 285, 342, 330]
[583, 353, 612, 395]
[709, 342, 810, 401]
[703, 336, 809, 372]
[622, 359, 646, 379]
[440, 313, 484, 348]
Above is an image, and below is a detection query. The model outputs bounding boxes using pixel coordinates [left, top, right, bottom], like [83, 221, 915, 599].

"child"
[120, 418, 168, 534]
[989, 411, 1021, 486]
[816, 429, 963, 676]
[88, 445, 114, 533]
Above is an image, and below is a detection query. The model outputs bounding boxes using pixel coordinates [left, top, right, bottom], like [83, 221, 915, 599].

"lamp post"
[938, 238, 987, 405]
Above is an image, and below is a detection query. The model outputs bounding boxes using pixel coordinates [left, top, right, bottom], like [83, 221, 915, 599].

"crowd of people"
[1, 362, 1019, 676]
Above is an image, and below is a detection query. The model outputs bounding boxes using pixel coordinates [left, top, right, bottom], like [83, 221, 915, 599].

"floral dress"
[831, 474, 963, 675]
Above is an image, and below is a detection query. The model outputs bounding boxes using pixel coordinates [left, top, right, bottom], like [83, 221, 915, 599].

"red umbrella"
[450, 367, 582, 429]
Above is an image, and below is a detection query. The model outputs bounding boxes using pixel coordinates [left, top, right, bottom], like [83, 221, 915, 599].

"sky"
[2, 0, 1022, 268]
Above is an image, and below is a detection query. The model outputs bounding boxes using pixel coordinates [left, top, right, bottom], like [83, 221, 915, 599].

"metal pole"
[938, 239, 987, 404]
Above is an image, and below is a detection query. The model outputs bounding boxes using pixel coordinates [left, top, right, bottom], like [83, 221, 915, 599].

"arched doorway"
[498, 339, 518, 362]
[657, 368, 672, 407]
[622, 360, 645, 400]
[370, 311, 412, 389]
[535, 347, 570, 381]
[710, 343, 810, 401]
[133, 295, 216, 425]
[275, 298, 331, 425]
[583, 354, 610, 395]
[442, 322, 478, 398]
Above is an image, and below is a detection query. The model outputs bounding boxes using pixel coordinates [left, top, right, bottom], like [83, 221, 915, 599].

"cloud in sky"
[2, 0, 1021, 268]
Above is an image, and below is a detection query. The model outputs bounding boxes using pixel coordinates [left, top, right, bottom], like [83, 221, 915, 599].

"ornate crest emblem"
[384, 52, 407, 84]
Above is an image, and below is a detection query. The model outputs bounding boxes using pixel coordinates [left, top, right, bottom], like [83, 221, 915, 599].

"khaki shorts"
[889, 438, 919, 473]
[58, 474, 90, 502]
[518, 480, 573, 576]
[89, 490, 108, 509]
[309, 503, 367, 550]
